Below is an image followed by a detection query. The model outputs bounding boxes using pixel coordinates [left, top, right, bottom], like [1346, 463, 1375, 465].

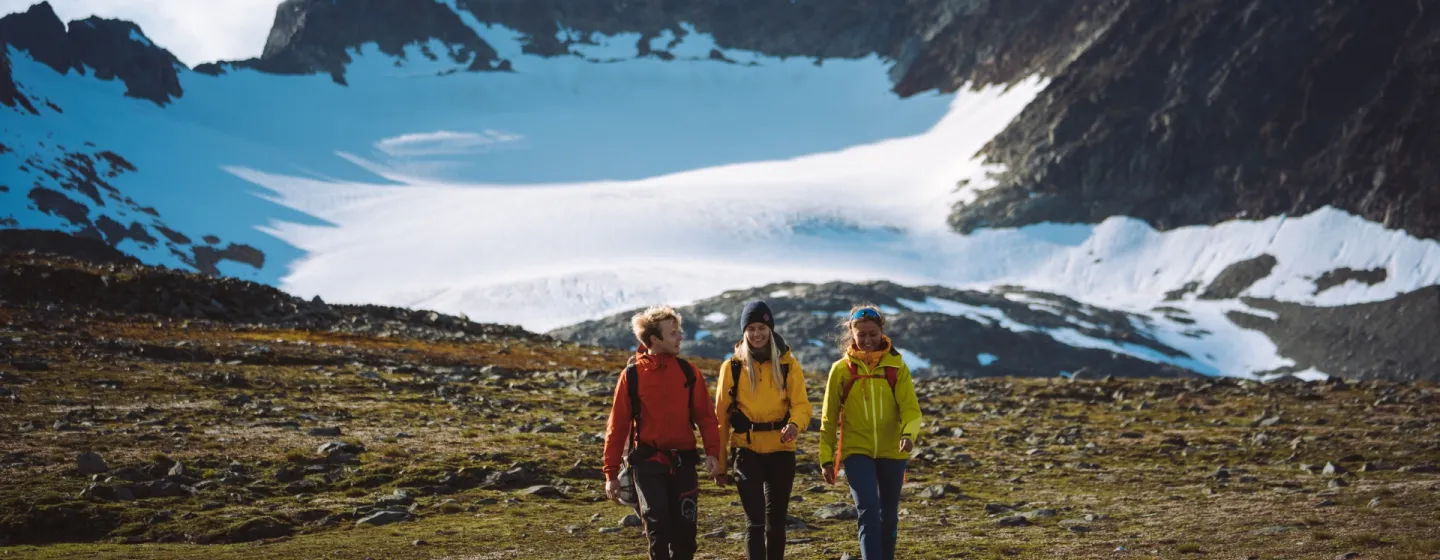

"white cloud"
[0, 0, 280, 66]
[373, 130, 524, 157]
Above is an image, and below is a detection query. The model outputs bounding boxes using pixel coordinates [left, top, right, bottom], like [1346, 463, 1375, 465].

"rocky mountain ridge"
[959, 0, 1440, 242]
[551, 281, 1200, 380]
[550, 253, 1440, 384]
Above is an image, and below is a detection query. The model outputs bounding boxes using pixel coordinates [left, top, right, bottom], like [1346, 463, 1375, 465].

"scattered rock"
[355, 510, 414, 527]
[375, 490, 415, 508]
[996, 515, 1031, 527]
[76, 451, 108, 475]
[1119, 431, 1144, 439]
[518, 485, 564, 499]
[1400, 464, 1437, 473]
[620, 514, 642, 527]
[918, 483, 959, 500]
[598, 527, 623, 534]
[1329, 478, 1349, 488]
[308, 426, 342, 436]
[1323, 462, 1348, 475]
[984, 503, 1013, 515]
[702, 529, 726, 539]
[815, 503, 858, 520]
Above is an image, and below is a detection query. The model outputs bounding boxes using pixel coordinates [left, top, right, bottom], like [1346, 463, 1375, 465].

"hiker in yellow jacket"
[817, 305, 922, 560]
[714, 301, 812, 560]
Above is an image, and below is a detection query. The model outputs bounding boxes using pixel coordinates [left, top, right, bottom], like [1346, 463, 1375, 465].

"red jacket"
[602, 349, 722, 481]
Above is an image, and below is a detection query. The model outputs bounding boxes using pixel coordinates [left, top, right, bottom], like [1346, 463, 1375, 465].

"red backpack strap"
[840, 360, 861, 404]
[883, 366, 899, 392]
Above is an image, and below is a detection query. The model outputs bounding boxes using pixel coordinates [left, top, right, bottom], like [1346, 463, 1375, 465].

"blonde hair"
[835, 303, 886, 351]
[631, 305, 682, 347]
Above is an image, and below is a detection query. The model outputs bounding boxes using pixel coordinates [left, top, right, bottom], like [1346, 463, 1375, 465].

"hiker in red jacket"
[603, 305, 723, 560]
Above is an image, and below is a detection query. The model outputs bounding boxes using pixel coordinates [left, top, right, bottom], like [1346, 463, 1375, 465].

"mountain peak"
[198, 0, 507, 84]
[0, 2, 184, 105]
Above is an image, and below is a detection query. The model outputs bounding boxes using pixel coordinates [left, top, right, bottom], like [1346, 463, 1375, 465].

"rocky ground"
[1, 253, 1438, 559]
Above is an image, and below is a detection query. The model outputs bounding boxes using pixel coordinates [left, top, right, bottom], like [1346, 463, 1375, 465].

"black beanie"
[739, 300, 774, 332]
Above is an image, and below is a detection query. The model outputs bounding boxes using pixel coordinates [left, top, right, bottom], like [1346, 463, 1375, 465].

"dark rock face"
[13, 142, 266, 276]
[1230, 287, 1440, 382]
[1200, 255, 1278, 300]
[955, 0, 1440, 242]
[0, 229, 140, 265]
[199, 0, 506, 84]
[0, 2, 185, 105]
[1312, 267, 1387, 295]
[26, 187, 92, 233]
[550, 281, 1196, 379]
[183, 243, 266, 277]
[0, 248, 546, 343]
[1, 46, 39, 114]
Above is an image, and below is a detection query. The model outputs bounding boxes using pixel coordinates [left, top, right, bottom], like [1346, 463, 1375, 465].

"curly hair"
[631, 305, 682, 347]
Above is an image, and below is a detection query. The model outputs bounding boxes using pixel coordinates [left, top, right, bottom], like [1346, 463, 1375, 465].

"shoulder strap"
[676, 358, 697, 423]
[840, 360, 861, 406]
[625, 364, 640, 447]
[883, 366, 899, 392]
[728, 359, 742, 412]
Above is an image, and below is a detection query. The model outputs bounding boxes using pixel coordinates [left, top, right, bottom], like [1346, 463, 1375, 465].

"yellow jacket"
[817, 338, 923, 467]
[714, 336, 813, 472]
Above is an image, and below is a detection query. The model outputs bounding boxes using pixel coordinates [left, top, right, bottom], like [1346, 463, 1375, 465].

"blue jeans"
[843, 455, 907, 560]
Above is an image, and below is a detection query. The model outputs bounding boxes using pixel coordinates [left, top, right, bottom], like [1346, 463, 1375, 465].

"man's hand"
[899, 437, 914, 453]
[604, 479, 621, 504]
[704, 455, 719, 476]
[780, 423, 798, 444]
[822, 463, 837, 485]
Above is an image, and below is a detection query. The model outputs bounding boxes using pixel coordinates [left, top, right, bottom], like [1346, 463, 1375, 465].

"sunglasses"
[850, 308, 881, 320]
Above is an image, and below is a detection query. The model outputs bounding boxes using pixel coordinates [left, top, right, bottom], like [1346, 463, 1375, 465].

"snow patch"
[703, 312, 727, 324]
[977, 353, 998, 366]
[895, 348, 931, 370]
[694, 329, 712, 341]
[129, 29, 152, 47]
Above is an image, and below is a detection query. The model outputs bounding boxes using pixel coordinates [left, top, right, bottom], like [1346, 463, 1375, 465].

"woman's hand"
[822, 463, 837, 485]
[899, 437, 914, 453]
[780, 423, 798, 444]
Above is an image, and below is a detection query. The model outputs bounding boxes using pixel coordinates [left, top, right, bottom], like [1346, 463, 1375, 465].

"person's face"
[744, 323, 771, 350]
[851, 320, 884, 352]
[649, 319, 683, 355]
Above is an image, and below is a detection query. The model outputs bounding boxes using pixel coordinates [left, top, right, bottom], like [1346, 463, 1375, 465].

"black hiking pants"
[633, 460, 700, 560]
[734, 448, 797, 560]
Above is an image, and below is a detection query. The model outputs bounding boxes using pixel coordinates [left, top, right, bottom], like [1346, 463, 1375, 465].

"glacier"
[5, 9, 1440, 380]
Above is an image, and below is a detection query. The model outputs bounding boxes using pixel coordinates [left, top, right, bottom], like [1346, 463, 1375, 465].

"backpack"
[617, 357, 698, 507]
[828, 348, 902, 485]
[626, 357, 697, 445]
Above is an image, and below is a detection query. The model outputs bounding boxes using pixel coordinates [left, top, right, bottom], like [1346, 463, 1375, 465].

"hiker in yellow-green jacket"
[715, 300, 812, 560]
[817, 305, 922, 560]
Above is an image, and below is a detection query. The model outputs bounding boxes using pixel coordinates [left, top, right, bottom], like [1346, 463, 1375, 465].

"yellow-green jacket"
[715, 337, 812, 472]
[817, 342, 923, 467]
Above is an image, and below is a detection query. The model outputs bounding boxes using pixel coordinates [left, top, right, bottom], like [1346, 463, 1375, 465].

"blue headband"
[851, 308, 880, 320]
